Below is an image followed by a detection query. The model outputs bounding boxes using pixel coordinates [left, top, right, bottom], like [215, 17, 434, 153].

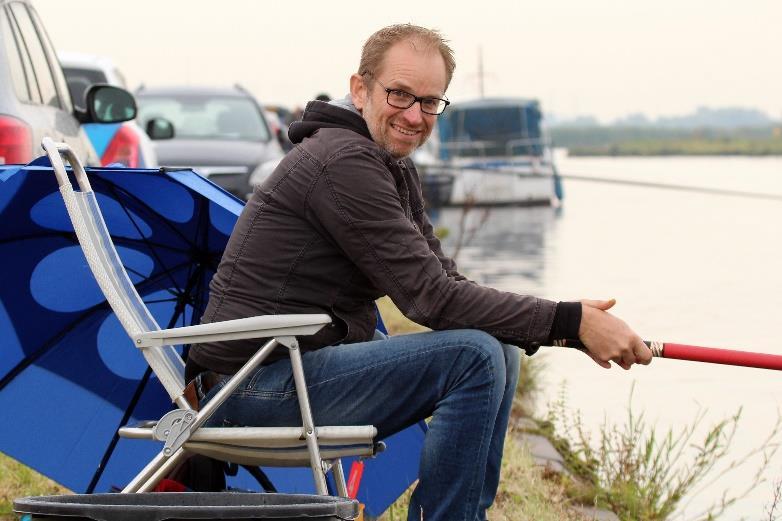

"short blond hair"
[358, 24, 455, 89]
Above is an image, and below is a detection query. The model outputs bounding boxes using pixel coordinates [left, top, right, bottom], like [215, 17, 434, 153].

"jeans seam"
[307, 339, 493, 391]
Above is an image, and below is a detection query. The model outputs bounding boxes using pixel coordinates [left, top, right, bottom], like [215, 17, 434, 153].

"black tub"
[14, 492, 358, 521]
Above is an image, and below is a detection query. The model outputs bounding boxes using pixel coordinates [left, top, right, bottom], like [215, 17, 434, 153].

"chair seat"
[119, 423, 379, 466]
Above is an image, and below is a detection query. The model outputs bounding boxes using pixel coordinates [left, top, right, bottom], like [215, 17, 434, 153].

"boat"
[423, 97, 562, 207]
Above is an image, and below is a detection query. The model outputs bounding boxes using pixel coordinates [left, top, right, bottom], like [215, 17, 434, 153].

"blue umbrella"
[0, 159, 242, 494]
[0, 159, 423, 514]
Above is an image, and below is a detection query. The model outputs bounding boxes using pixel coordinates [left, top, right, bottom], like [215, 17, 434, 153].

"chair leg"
[122, 448, 190, 493]
[331, 458, 349, 497]
[286, 338, 328, 495]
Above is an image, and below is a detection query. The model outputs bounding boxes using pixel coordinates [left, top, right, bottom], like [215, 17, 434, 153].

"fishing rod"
[551, 339, 782, 371]
[427, 164, 782, 202]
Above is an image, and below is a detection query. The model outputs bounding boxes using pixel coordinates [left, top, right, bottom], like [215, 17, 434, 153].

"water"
[432, 154, 782, 520]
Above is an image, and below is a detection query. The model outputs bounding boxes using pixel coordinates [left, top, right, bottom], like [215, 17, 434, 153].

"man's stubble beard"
[363, 99, 428, 160]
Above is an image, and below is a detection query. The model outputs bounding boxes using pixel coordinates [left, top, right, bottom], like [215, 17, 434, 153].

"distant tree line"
[548, 126, 782, 156]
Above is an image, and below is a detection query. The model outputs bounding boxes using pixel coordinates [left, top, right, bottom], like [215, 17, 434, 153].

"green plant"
[764, 478, 782, 521]
[541, 386, 780, 521]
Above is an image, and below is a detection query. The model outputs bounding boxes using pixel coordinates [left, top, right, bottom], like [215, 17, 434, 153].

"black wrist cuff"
[548, 301, 582, 343]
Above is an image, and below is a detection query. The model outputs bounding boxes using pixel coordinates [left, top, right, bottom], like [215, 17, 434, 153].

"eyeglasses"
[367, 74, 450, 116]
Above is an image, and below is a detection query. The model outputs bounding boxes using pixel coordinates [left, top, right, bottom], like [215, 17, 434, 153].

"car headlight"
[248, 158, 283, 191]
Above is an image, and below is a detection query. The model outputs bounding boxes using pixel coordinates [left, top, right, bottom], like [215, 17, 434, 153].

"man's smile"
[391, 123, 421, 136]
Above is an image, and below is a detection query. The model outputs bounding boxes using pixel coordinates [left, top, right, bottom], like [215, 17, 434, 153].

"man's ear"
[350, 73, 367, 112]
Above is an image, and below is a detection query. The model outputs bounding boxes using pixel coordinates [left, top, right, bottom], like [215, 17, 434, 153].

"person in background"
[187, 23, 652, 521]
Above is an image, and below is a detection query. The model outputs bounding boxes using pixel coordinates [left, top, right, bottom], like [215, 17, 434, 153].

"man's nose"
[401, 102, 424, 125]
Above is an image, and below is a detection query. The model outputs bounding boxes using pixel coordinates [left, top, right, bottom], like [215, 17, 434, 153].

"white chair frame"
[42, 138, 378, 496]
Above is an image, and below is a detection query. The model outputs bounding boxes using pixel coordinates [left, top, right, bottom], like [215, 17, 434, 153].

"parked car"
[136, 85, 284, 199]
[0, 0, 134, 165]
[58, 51, 157, 168]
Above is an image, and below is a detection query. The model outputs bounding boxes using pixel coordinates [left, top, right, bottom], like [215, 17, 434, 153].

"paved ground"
[514, 417, 619, 521]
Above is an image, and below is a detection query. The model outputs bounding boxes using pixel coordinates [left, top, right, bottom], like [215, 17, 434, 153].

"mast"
[478, 46, 485, 98]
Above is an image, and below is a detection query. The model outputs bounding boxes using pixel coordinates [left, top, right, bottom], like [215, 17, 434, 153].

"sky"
[36, 0, 782, 123]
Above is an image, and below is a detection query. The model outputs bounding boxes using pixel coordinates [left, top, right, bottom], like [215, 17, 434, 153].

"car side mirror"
[145, 118, 175, 140]
[79, 85, 137, 123]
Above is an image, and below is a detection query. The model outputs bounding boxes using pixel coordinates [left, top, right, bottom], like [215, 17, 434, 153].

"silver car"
[136, 85, 284, 199]
[0, 0, 133, 165]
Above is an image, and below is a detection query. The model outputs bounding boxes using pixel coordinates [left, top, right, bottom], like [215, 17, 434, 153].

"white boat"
[427, 97, 562, 206]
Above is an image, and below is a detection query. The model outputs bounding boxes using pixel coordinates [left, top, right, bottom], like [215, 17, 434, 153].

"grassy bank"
[0, 453, 67, 519]
[568, 138, 782, 156]
[378, 432, 590, 521]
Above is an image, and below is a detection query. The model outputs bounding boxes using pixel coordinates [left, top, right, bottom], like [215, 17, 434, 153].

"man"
[187, 24, 651, 521]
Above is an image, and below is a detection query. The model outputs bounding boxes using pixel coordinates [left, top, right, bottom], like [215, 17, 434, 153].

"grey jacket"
[189, 100, 557, 374]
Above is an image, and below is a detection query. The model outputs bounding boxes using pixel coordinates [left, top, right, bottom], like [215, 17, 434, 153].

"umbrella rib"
[0, 301, 116, 393]
[85, 366, 154, 494]
[105, 182, 209, 295]
[100, 178, 201, 248]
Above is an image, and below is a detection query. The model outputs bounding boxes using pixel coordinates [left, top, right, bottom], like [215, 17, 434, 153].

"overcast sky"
[36, 0, 782, 123]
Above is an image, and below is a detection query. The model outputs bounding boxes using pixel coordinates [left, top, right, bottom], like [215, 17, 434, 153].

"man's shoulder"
[303, 127, 389, 168]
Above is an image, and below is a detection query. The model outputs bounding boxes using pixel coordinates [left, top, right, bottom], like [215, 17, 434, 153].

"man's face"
[351, 40, 447, 159]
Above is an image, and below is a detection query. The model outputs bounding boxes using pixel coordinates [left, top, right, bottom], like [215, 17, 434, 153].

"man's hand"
[578, 298, 652, 370]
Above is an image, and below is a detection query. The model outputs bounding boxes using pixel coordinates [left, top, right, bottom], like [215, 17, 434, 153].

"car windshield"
[136, 95, 270, 141]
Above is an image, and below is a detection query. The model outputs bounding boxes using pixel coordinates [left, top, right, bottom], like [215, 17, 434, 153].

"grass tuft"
[0, 452, 68, 518]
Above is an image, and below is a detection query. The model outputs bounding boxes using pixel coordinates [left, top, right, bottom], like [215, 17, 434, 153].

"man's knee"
[453, 330, 508, 388]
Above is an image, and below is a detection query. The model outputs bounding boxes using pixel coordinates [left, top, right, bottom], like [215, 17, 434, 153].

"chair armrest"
[134, 314, 331, 348]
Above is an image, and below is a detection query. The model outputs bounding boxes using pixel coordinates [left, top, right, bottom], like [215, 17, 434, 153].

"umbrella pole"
[557, 339, 782, 371]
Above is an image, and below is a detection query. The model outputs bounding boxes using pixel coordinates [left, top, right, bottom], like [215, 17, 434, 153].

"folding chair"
[42, 138, 379, 496]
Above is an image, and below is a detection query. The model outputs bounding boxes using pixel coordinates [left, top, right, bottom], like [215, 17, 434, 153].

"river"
[431, 154, 782, 520]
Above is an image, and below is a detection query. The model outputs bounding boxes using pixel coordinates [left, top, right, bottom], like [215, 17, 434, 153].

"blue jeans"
[205, 329, 521, 521]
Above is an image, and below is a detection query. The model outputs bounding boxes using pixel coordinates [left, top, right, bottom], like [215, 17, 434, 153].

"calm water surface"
[432, 155, 782, 520]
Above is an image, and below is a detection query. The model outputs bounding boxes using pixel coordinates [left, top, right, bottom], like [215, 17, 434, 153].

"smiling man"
[187, 24, 651, 521]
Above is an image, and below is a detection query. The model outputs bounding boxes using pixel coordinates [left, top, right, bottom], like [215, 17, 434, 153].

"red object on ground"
[154, 479, 188, 492]
[346, 460, 365, 499]
[663, 343, 782, 371]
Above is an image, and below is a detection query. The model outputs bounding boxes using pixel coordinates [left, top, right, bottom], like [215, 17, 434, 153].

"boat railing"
[439, 136, 550, 160]
[438, 140, 491, 158]
[505, 137, 549, 157]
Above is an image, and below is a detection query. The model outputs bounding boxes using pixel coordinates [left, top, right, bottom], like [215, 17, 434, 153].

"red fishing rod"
[553, 339, 782, 371]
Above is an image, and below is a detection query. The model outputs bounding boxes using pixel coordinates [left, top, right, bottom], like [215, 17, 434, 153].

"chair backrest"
[44, 138, 187, 400]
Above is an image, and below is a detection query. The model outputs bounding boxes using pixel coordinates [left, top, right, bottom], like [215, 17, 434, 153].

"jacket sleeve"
[305, 146, 556, 347]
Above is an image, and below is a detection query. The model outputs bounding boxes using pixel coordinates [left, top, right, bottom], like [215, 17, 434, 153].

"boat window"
[438, 104, 543, 159]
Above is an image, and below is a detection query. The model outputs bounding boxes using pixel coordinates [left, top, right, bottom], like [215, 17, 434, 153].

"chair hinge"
[153, 409, 196, 456]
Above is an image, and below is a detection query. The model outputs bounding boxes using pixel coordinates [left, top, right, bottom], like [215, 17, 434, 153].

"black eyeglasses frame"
[364, 73, 450, 116]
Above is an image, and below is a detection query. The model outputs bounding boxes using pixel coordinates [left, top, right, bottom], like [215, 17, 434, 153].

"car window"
[8, 2, 61, 109]
[1, 6, 33, 102]
[62, 66, 107, 110]
[28, 6, 72, 112]
[112, 68, 128, 89]
[137, 95, 271, 142]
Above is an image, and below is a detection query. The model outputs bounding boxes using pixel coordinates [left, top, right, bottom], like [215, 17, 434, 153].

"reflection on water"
[430, 155, 782, 519]
[431, 206, 558, 293]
